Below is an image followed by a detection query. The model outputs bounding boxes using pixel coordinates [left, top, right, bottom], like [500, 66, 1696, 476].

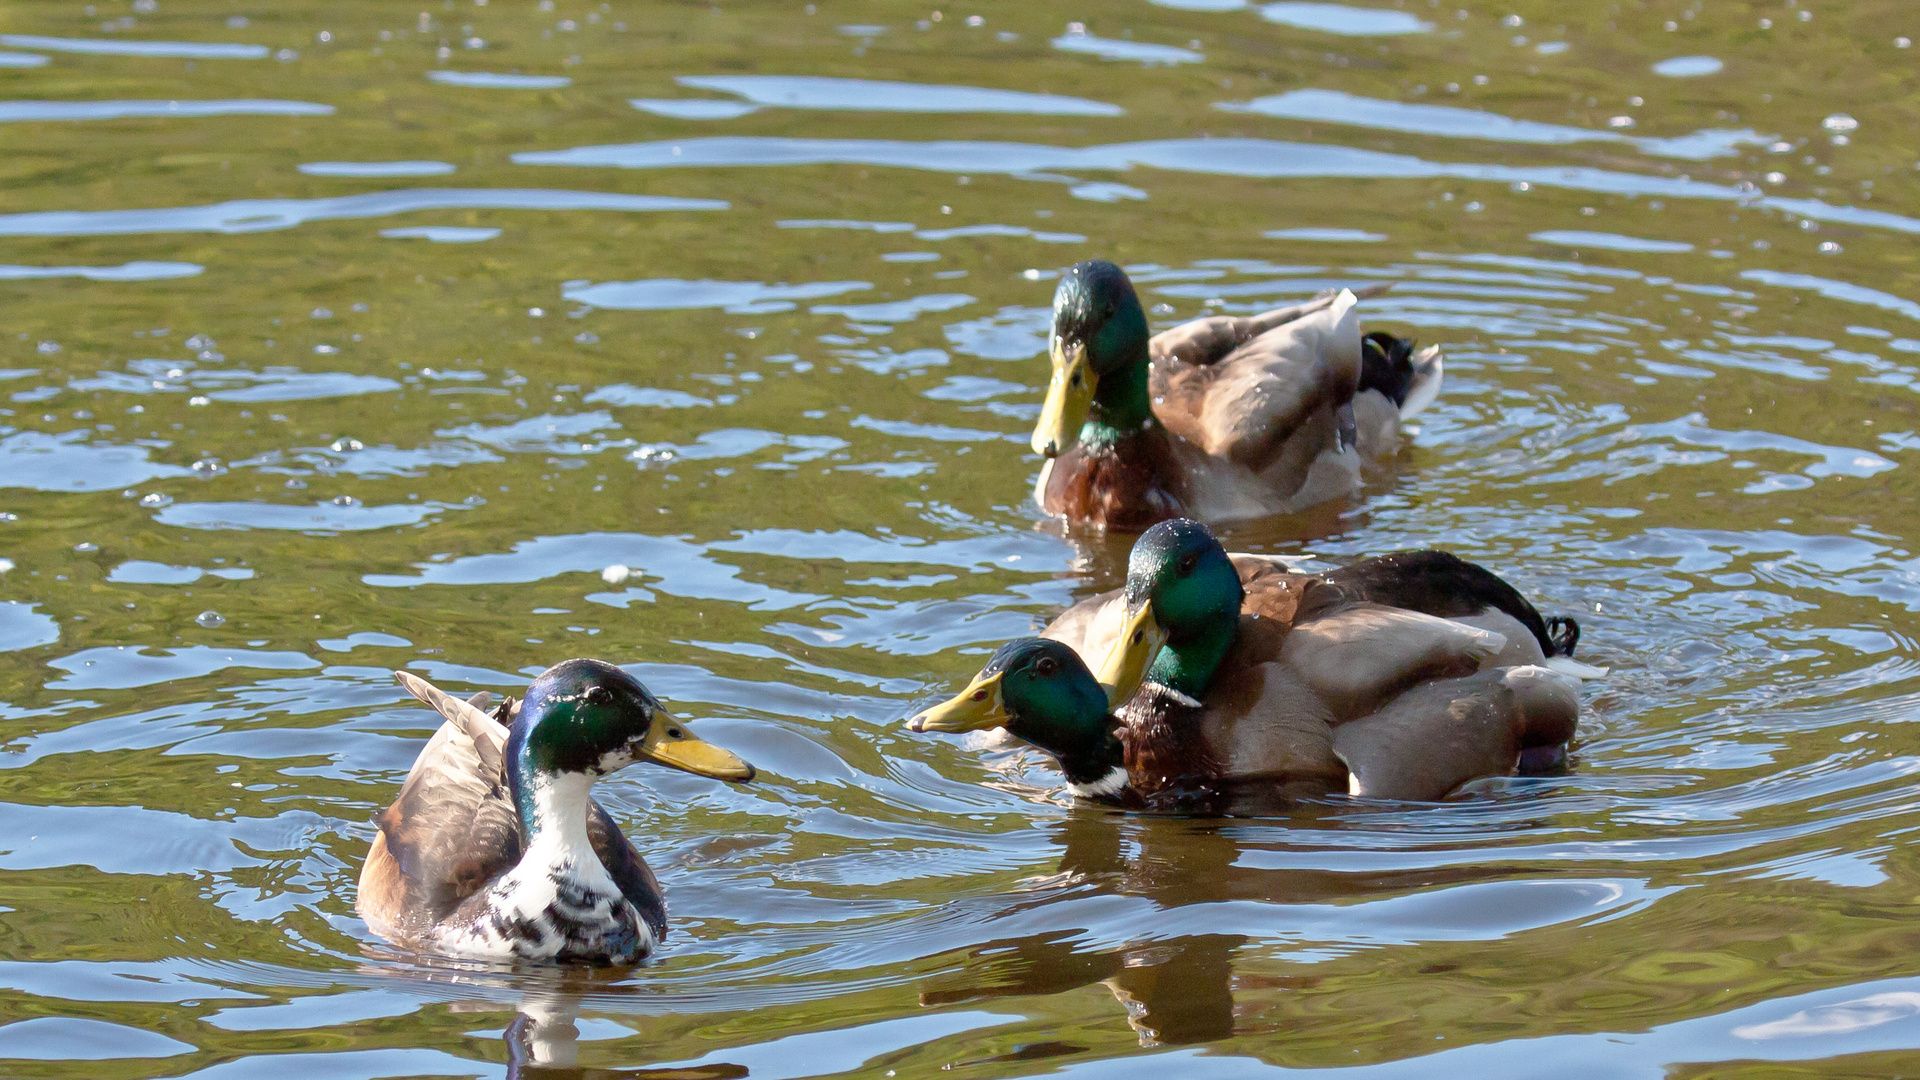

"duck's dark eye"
[1178, 553, 1200, 575]
[583, 685, 612, 706]
[1034, 656, 1059, 677]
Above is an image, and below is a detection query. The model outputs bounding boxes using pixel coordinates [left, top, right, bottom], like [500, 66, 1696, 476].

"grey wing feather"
[1149, 282, 1392, 368]
[369, 707, 523, 937]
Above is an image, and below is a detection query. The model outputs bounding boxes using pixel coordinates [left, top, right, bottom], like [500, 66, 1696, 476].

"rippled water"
[4, 0, 1920, 1075]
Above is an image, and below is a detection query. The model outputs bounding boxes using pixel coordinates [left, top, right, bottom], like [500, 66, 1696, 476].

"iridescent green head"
[508, 659, 755, 785]
[1094, 519, 1244, 702]
[1033, 260, 1155, 457]
[907, 638, 1125, 788]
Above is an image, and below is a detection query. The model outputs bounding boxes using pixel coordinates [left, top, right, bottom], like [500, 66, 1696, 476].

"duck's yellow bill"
[1093, 602, 1168, 708]
[640, 711, 756, 781]
[1032, 339, 1095, 458]
[907, 670, 1008, 734]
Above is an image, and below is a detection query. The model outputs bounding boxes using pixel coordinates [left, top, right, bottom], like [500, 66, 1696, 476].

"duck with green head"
[359, 659, 755, 964]
[910, 519, 1597, 805]
[1033, 260, 1442, 531]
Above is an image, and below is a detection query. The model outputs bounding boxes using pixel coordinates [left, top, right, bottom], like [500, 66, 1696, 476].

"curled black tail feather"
[1359, 331, 1418, 407]
[1544, 616, 1580, 658]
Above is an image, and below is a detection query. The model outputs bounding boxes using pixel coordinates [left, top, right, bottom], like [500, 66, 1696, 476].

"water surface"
[3, 0, 1920, 1076]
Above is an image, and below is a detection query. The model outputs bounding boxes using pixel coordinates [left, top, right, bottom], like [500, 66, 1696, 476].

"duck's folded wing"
[1280, 602, 1507, 721]
[363, 674, 523, 940]
[586, 805, 667, 941]
[1042, 586, 1125, 664]
[1148, 282, 1392, 368]
[1160, 291, 1365, 467]
[1333, 666, 1580, 800]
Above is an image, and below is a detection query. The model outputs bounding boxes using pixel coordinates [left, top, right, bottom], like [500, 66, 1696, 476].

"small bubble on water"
[0, 559, 12, 574]
[36, 341, 60, 354]
[1607, 115, 1636, 129]
[196, 611, 225, 628]
[528, 307, 545, 317]
[227, 14, 247, 27]
[285, 478, 307, 489]
[189, 395, 210, 406]
[331, 494, 361, 507]
[574, 332, 600, 344]
[73, 542, 98, 553]
[1818, 241, 1843, 254]
[330, 437, 364, 452]
[1464, 200, 1485, 212]
[185, 334, 215, 349]
[965, 14, 983, 26]
[1753, 239, 1772, 250]
[276, 48, 299, 61]
[139, 493, 172, 507]
[1822, 113, 1858, 134]
[1799, 219, 1819, 232]
[1757, 17, 1771, 28]
[311, 307, 333, 319]
[1898, 36, 1912, 48]
[1765, 171, 1786, 184]
[1501, 13, 1522, 27]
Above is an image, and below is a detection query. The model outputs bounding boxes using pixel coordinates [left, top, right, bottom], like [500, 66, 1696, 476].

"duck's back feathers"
[1148, 282, 1392, 369]
[1314, 549, 1570, 660]
[357, 673, 667, 950]
[1334, 665, 1581, 800]
[1279, 603, 1508, 721]
[1151, 290, 1363, 469]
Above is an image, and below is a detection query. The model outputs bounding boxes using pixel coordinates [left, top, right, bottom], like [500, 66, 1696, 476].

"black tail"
[1544, 616, 1580, 658]
[1358, 331, 1418, 407]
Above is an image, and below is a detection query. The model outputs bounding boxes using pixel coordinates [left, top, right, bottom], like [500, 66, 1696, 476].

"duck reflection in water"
[917, 811, 1497, 1049]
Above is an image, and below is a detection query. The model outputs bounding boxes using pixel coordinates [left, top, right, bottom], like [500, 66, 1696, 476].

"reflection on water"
[3, 0, 1920, 1075]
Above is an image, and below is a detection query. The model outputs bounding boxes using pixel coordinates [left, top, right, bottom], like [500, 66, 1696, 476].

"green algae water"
[3, 0, 1920, 1074]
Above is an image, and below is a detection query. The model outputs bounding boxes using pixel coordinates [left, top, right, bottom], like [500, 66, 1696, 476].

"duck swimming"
[909, 519, 1599, 807]
[358, 660, 755, 964]
[1032, 260, 1442, 531]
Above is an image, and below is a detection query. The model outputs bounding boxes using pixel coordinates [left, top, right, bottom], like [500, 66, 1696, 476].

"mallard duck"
[1032, 260, 1443, 531]
[358, 660, 755, 964]
[909, 519, 1600, 806]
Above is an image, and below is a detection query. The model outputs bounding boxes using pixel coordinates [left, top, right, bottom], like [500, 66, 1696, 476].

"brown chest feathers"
[1041, 426, 1187, 531]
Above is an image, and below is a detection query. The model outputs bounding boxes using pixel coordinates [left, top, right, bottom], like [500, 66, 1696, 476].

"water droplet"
[1464, 200, 1485, 212]
[1818, 241, 1843, 254]
[313, 344, 338, 355]
[331, 494, 360, 507]
[188, 395, 210, 406]
[73, 542, 98, 553]
[138, 493, 172, 507]
[330, 437, 364, 452]
[1822, 113, 1859, 134]
[275, 48, 299, 61]
[311, 307, 333, 319]
[196, 611, 225, 628]
[1608, 115, 1636, 129]
[574, 331, 600, 344]
[528, 307, 545, 317]
[285, 478, 307, 489]
[1898, 36, 1912, 48]
[0, 559, 13, 574]
[36, 341, 60, 354]
[1765, 171, 1786, 184]
[1502, 13, 1522, 27]
[1758, 17, 1772, 28]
